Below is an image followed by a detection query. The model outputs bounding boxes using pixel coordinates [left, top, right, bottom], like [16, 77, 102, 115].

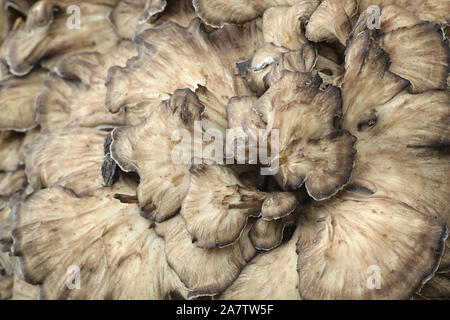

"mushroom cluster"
[0, 0, 449, 300]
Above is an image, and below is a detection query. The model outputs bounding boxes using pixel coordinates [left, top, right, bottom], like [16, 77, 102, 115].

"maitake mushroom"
[0, 0, 448, 300]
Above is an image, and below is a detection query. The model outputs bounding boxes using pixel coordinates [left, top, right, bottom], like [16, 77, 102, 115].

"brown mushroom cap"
[7, 1, 119, 76]
[25, 127, 108, 195]
[294, 29, 450, 300]
[155, 214, 256, 298]
[263, 43, 317, 88]
[297, 193, 446, 299]
[262, 1, 319, 50]
[305, 0, 357, 45]
[106, 18, 258, 128]
[12, 185, 187, 299]
[358, 0, 450, 25]
[375, 5, 449, 92]
[193, 0, 312, 27]
[0, 131, 25, 172]
[181, 164, 297, 248]
[0, 70, 46, 131]
[36, 41, 136, 132]
[109, 0, 196, 40]
[342, 31, 450, 229]
[110, 88, 204, 222]
[249, 218, 284, 251]
[219, 215, 317, 299]
[417, 273, 450, 300]
[254, 71, 356, 200]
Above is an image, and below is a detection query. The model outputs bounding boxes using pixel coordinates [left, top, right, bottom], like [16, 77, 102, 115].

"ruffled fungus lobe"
[358, 0, 450, 25]
[12, 185, 187, 299]
[109, 0, 196, 40]
[293, 29, 450, 300]
[36, 41, 136, 132]
[155, 215, 256, 298]
[219, 215, 318, 299]
[110, 89, 204, 222]
[106, 18, 259, 128]
[7, 0, 118, 76]
[0, 70, 46, 131]
[306, 0, 357, 45]
[298, 193, 446, 299]
[353, 4, 449, 92]
[181, 164, 297, 248]
[25, 127, 107, 195]
[254, 71, 356, 200]
[262, 1, 319, 50]
[193, 0, 314, 27]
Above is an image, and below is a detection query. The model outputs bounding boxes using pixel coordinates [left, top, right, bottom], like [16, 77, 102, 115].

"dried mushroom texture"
[106, 19, 256, 128]
[219, 215, 318, 299]
[25, 127, 107, 195]
[155, 215, 256, 298]
[0, 268, 13, 300]
[0, 70, 46, 131]
[109, 0, 196, 40]
[12, 186, 187, 299]
[110, 89, 204, 223]
[298, 193, 446, 300]
[7, 1, 119, 76]
[262, 1, 319, 50]
[12, 275, 40, 300]
[418, 273, 450, 300]
[263, 44, 318, 88]
[0, 131, 25, 172]
[254, 71, 356, 200]
[358, 0, 450, 25]
[193, 0, 312, 27]
[306, 0, 357, 45]
[36, 41, 136, 132]
[181, 164, 297, 248]
[0, 206, 13, 252]
[0, 169, 27, 198]
[243, 43, 288, 95]
[342, 31, 450, 232]
[249, 218, 284, 251]
[353, 5, 449, 93]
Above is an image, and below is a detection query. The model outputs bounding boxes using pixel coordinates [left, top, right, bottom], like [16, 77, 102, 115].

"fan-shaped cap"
[110, 88, 204, 222]
[306, 0, 357, 45]
[0, 70, 46, 131]
[262, 1, 319, 50]
[249, 218, 284, 251]
[254, 71, 356, 200]
[106, 18, 256, 128]
[109, 0, 196, 40]
[181, 164, 297, 248]
[298, 193, 446, 299]
[263, 43, 317, 88]
[36, 41, 136, 132]
[7, 1, 118, 76]
[155, 214, 256, 298]
[12, 185, 187, 299]
[25, 127, 107, 195]
[219, 215, 318, 299]
[193, 0, 311, 27]
[358, 0, 450, 25]
[342, 30, 450, 229]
